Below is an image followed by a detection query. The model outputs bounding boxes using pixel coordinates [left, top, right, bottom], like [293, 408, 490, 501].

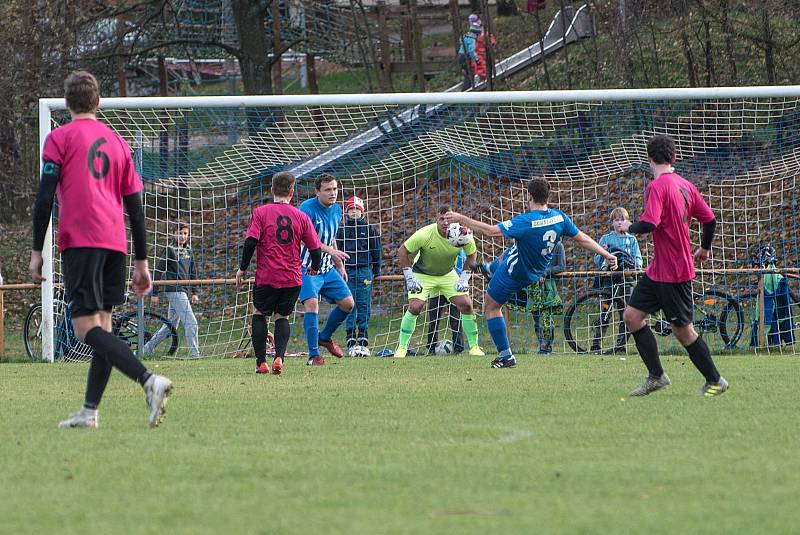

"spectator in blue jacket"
[145, 221, 200, 358]
[457, 23, 482, 89]
[336, 196, 382, 356]
[594, 207, 643, 287]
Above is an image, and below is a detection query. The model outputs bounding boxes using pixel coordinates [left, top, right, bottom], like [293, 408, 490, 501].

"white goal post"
[38, 85, 800, 361]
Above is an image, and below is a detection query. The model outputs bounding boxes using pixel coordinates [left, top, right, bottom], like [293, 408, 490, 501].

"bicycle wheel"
[564, 290, 629, 354]
[115, 311, 179, 356]
[693, 290, 743, 349]
[23, 304, 43, 361]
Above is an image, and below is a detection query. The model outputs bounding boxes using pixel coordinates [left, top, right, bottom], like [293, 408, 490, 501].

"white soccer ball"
[446, 223, 473, 247]
[435, 339, 454, 355]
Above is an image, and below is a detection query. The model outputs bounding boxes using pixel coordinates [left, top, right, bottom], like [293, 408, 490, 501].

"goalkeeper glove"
[454, 270, 472, 292]
[403, 267, 423, 293]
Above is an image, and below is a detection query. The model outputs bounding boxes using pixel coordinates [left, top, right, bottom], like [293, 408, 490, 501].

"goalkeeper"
[395, 207, 485, 359]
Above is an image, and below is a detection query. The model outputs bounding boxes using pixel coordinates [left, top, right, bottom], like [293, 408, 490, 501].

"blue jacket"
[594, 232, 643, 270]
[152, 243, 197, 295]
[458, 33, 478, 60]
[336, 216, 382, 276]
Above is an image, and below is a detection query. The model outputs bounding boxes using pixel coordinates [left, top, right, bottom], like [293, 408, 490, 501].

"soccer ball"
[446, 223, 473, 247]
[435, 339, 454, 355]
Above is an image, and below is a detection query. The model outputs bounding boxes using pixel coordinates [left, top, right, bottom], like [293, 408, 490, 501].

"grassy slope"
[1, 356, 797, 535]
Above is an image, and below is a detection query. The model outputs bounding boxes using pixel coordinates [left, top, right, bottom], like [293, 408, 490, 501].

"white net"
[43, 88, 800, 361]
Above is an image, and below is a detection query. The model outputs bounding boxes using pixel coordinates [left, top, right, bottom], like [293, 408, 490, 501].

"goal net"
[38, 87, 800, 362]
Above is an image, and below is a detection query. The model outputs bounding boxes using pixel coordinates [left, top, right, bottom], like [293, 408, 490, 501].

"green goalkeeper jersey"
[404, 223, 476, 277]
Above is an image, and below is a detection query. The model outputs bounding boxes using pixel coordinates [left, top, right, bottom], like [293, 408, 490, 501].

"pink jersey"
[245, 202, 321, 288]
[42, 119, 142, 254]
[640, 172, 715, 283]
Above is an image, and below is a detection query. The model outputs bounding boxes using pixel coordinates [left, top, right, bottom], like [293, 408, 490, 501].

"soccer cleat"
[629, 373, 671, 397]
[256, 361, 270, 374]
[307, 355, 326, 366]
[144, 374, 173, 428]
[700, 376, 729, 397]
[57, 408, 98, 429]
[319, 337, 344, 358]
[491, 356, 517, 368]
[394, 346, 407, 359]
[468, 346, 486, 357]
[272, 357, 283, 376]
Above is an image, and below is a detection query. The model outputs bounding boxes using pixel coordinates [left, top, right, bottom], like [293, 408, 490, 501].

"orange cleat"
[256, 361, 270, 374]
[307, 356, 326, 366]
[272, 356, 283, 375]
[318, 337, 344, 358]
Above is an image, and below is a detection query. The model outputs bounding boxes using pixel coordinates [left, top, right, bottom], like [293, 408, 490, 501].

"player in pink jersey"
[236, 171, 322, 375]
[619, 134, 728, 397]
[29, 71, 172, 428]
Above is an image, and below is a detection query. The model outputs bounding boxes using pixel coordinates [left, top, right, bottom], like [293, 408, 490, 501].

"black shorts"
[62, 248, 126, 318]
[253, 284, 301, 317]
[628, 274, 693, 326]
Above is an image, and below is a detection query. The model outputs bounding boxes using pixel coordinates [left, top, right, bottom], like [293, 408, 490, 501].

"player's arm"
[692, 189, 716, 263]
[571, 231, 618, 271]
[444, 211, 503, 237]
[237, 236, 258, 287]
[455, 250, 478, 292]
[398, 244, 423, 293]
[122, 191, 152, 296]
[29, 161, 61, 282]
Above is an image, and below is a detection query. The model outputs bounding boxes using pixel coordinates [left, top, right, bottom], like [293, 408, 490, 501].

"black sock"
[274, 318, 290, 359]
[632, 325, 664, 377]
[84, 353, 113, 409]
[84, 326, 150, 386]
[685, 337, 720, 383]
[251, 314, 267, 365]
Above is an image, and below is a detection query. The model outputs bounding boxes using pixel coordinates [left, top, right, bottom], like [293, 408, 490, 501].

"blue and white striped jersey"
[299, 197, 342, 274]
[497, 208, 579, 284]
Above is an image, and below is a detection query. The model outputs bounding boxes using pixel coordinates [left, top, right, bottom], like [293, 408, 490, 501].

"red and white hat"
[345, 196, 365, 212]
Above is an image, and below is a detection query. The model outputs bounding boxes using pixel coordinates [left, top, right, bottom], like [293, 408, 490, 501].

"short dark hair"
[64, 71, 99, 114]
[177, 220, 190, 231]
[647, 134, 676, 165]
[314, 173, 337, 191]
[271, 171, 295, 197]
[527, 177, 550, 204]
[438, 205, 451, 215]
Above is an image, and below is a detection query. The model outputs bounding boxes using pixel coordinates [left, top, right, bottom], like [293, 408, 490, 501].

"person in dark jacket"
[145, 221, 201, 358]
[336, 196, 381, 356]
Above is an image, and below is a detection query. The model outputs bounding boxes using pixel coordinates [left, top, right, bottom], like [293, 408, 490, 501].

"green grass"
[1, 355, 797, 534]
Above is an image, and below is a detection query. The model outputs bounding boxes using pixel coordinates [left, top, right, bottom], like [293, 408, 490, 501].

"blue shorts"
[299, 268, 352, 304]
[487, 261, 534, 305]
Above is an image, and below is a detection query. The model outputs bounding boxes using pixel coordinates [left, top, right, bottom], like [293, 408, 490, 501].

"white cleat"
[58, 408, 98, 429]
[144, 375, 173, 428]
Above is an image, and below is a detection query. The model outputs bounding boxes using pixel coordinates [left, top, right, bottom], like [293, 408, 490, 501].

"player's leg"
[251, 285, 276, 374]
[64, 250, 171, 427]
[448, 303, 465, 353]
[449, 294, 483, 356]
[271, 285, 301, 375]
[665, 283, 727, 396]
[624, 276, 669, 396]
[482, 263, 520, 367]
[319, 270, 353, 358]
[299, 272, 324, 365]
[396, 273, 434, 357]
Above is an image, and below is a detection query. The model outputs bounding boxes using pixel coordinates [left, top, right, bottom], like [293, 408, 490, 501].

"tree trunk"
[699, 2, 715, 86]
[678, 1, 698, 87]
[761, 5, 776, 84]
[720, 0, 737, 85]
[231, 0, 273, 95]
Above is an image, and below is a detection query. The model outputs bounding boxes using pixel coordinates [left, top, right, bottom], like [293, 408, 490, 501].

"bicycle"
[563, 251, 744, 354]
[23, 290, 178, 361]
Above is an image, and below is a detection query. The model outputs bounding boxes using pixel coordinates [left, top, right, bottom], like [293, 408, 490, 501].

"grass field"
[1, 354, 797, 535]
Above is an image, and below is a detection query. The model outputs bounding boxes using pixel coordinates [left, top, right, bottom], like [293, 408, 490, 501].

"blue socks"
[304, 312, 319, 356]
[320, 306, 349, 342]
[487, 316, 514, 359]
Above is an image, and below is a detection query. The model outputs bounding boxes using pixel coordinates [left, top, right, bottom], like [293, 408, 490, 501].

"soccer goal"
[37, 86, 800, 362]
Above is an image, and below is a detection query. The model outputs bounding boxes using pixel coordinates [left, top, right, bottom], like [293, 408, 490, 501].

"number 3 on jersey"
[541, 230, 557, 256]
[275, 215, 294, 244]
